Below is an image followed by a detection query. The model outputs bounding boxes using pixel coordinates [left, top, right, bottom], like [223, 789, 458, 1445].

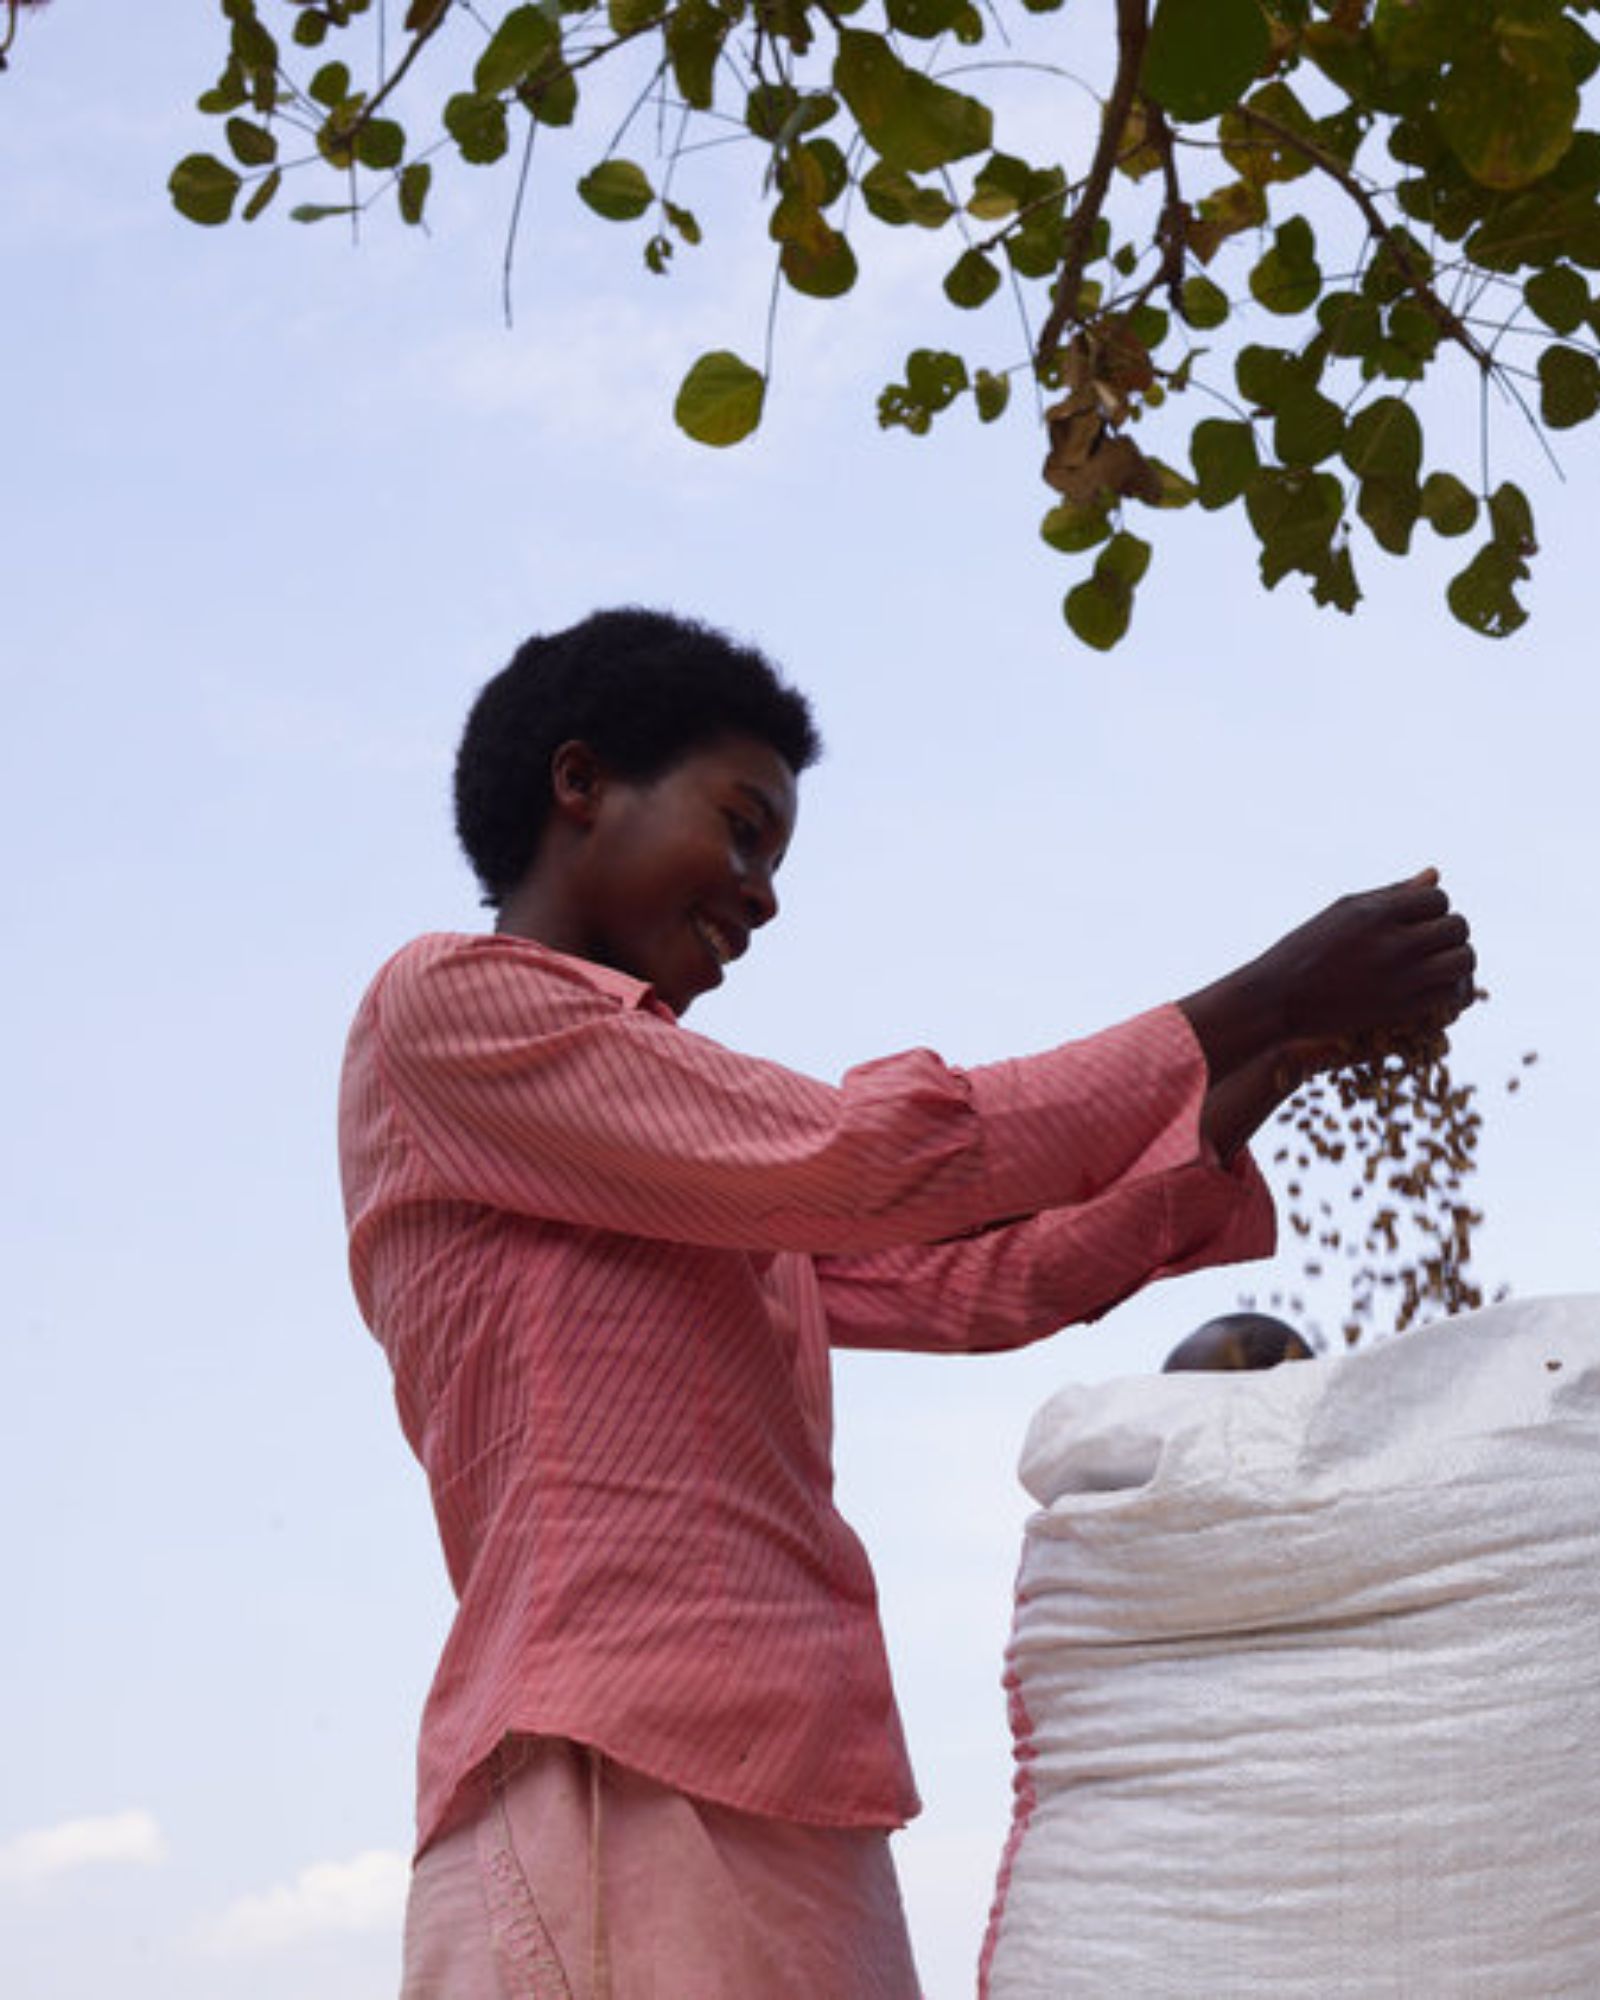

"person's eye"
[726, 811, 762, 852]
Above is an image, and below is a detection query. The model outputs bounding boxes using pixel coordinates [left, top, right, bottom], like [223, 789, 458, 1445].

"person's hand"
[1181, 871, 1476, 1154]
[1246, 870, 1475, 1050]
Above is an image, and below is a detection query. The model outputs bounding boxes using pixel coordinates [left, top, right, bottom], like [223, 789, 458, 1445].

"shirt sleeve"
[812, 1150, 1277, 1354]
[366, 933, 1229, 1257]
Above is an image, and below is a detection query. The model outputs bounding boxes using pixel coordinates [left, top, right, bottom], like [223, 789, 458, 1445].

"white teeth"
[695, 916, 732, 965]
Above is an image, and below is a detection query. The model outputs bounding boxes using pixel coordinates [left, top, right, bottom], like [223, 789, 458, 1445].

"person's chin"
[655, 963, 716, 1016]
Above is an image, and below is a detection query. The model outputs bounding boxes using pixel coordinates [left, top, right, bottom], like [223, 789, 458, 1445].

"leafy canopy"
[172, 0, 1600, 648]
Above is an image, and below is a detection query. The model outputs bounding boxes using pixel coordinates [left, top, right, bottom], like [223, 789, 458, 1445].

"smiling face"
[546, 732, 799, 1015]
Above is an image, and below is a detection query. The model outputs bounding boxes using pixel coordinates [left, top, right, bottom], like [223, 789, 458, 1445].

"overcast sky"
[4, 6, 1595, 1997]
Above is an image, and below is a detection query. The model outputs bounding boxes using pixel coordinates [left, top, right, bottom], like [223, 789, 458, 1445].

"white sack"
[982, 1295, 1600, 1999]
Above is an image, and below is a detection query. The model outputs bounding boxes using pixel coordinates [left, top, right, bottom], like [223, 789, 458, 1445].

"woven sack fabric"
[983, 1296, 1600, 1999]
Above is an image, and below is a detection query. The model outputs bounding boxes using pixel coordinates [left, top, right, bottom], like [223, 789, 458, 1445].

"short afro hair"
[454, 606, 822, 907]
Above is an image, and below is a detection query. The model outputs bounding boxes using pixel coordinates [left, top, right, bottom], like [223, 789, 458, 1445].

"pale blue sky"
[3, 6, 1594, 1996]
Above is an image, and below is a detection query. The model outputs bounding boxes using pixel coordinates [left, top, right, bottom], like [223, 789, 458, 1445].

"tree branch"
[1033, 0, 1149, 366]
[352, 0, 455, 132]
[1244, 105, 1494, 373]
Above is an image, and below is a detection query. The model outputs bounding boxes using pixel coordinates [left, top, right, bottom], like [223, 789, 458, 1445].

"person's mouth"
[691, 912, 745, 972]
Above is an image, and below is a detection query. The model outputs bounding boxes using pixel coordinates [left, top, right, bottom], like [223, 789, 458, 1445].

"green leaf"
[862, 161, 954, 227]
[1439, 12, 1579, 191]
[1188, 178, 1267, 261]
[225, 116, 277, 167]
[309, 59, 351, 107]
[1099, 531, 1152, 588]
[1145, 458, 1199, 508]
[1525, 266, 1589, 335]
[292, 8, 330, 47]
[780, 219, 859, 298]
[1250, 215, 1322, 315]
[1235, 344, 1300, 407]
[1040, 499, 1113, 553]
[231, 15, 279, 74]
[475, 6, 559, 94]
[1362, 227, 1431, 304]
[745, 83, 836, 142]
[1372, 0, 1456, 72]
[1448, 542, 1530, 637]
[242, 166, 282, 221]
[795, 139, 849, 209]
[523, 64, 578, 127]
[944, 248, 1001, 309]
[169, 153, 243, 226]
[974, 369, 1011, 423]
[887, 0, 968, 37]
[1064, 573, 1133, 650]
[966, 152, 1033, 221]
[834, 30, 992, 174]
[664, 198, 702, 244]
[1191, 417, 1260, 508]
[355, 117, 406, 171]
[1004, 172, 1070, 277]
[1178, 275, 1229, 329]
[1144, 0, 1271, 124]
[1128, 303, 1170, 354]
[1489, 481, 1535, 554]
[578, 158, 654, 221]
[1311, 541, 1362, 614]
[1317, 289, 1382, 357]
[444, 91, 511, 164]
[197, 63, 250, 116]
[1246, 467, 1344, 587]
[1357, 474, 1421, 556]
[1274, 386, 1344, 467]
[675, 350, 766, 446]
[666, 0, 731, 111]
[1221, 81, 1318, 188]
[1538, 343, 1600, 427]
[906, 348, 969, 407]
[1343, 396, 1423, 481]
[1421, 471, 1479, 537]
[1381, 296, 1441, 374]
[398, 160, 433, 224]
[289, 201, 358, 222]
[609, 0, 666, 30]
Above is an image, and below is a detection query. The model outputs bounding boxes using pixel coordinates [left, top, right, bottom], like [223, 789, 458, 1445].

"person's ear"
[550, 740, 607, 828]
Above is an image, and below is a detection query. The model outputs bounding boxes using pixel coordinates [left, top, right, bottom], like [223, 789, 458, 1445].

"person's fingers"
[1371, 871, 1451, 922]
[1402, 911, 1471, 955]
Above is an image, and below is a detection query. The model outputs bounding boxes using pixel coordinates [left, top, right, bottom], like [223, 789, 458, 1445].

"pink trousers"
[400, 1738, 924, 1999]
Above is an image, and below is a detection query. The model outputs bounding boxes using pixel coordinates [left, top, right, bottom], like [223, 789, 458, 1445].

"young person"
[339, 607, 1477, 1998]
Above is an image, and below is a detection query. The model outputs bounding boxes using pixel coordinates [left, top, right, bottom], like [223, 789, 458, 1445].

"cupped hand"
[1255, 870, 1476, 1049]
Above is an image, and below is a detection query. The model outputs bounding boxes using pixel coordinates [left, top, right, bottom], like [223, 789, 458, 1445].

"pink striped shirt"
[338, 933, 1274, 1855]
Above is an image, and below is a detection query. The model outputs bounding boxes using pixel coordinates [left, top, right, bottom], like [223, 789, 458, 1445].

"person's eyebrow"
[734, 780, 782, 830]
[733, 780, 790, 865]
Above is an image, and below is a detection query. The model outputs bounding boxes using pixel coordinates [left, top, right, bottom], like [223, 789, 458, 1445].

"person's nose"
[739, 860, 779, 928]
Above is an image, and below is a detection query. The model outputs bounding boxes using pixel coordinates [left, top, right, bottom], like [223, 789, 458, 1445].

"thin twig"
[761, 254, 783, 383]
[502, 111, 538, 328]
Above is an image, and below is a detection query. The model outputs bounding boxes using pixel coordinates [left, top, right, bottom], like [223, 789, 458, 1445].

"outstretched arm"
[815, 1147, 1274, 1355]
